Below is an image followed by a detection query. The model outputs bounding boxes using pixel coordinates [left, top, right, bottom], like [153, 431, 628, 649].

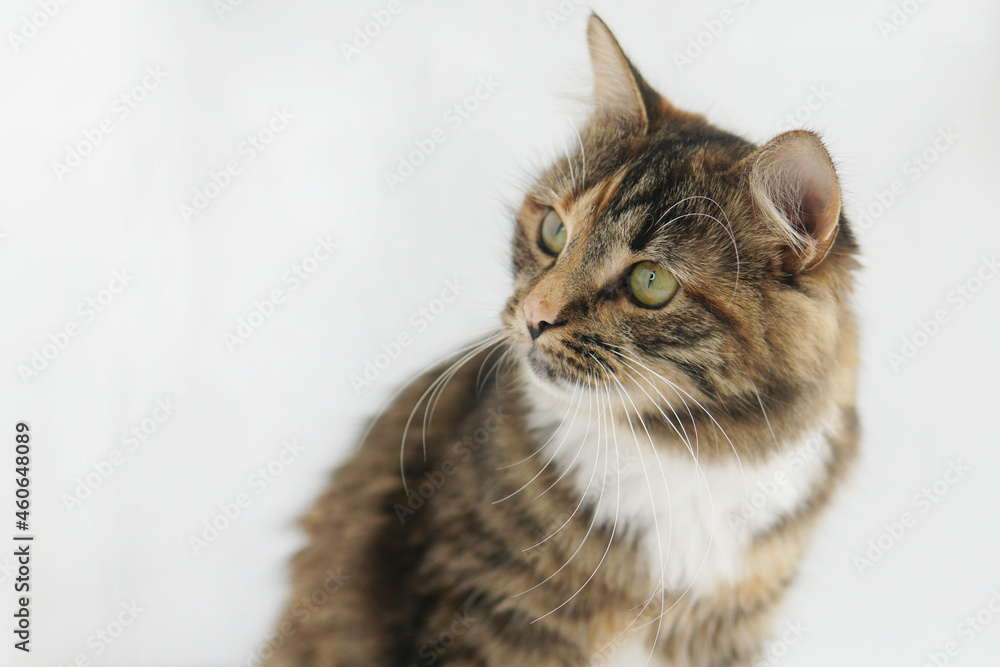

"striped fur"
[264, 14, 859, 667]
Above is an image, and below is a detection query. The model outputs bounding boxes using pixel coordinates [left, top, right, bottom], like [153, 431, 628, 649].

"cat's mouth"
[525, 346, 562, 382]
[520, 335, 603, 396]
[503, 295, 606, 393]
[522, 346, 583, 400]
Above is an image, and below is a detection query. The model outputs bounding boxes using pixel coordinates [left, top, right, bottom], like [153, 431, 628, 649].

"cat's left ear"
[587, 14, 679, 132]
[746, 130, 842, 272]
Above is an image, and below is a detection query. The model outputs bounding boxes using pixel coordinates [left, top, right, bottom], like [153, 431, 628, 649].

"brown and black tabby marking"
[264, 15, 859, 667]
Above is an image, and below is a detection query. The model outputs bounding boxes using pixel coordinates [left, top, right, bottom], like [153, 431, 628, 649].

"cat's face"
[503, 127, 752, 405]
[501, 16, 857, 421]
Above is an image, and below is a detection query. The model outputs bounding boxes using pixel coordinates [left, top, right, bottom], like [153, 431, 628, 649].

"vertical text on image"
[13, 422, 33, 653]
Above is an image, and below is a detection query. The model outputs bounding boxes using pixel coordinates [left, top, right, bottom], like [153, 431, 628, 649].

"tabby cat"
[264, 14, 859, 667]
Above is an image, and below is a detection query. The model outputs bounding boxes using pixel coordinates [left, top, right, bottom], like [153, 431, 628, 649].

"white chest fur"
[524, 385, 835, 599]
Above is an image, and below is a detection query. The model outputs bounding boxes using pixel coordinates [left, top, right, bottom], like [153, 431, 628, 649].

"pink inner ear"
[752, 132, 842, 270]
[792, 153, 840, 242]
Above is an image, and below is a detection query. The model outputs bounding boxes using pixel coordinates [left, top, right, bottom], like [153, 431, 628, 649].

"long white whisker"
[534, 375, 595, 499]
[531, 358, 622, 623]
[496, 378, 580, 472]
[361, 329, 499, 451]
[524, 377, 599, 549]
[650, 194, 741, 297]
[572, 125, 587, 189]
[600, 345, 696, 459]
[514, 386, 611, 596]
[604, 360, 705, 642]
[399, 334, 504, 494]
[595, 349, 725, 630]
[611, 356, 750, 631]
[474, 340, 509, 395]
[600, 369, 670, 665]
[492, 380, 585, 502]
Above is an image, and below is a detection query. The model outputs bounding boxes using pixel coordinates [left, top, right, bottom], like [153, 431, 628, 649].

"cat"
[262, 14, 859, 667]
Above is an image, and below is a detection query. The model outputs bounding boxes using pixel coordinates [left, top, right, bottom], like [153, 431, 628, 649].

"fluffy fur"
[263, 14, 859, 667]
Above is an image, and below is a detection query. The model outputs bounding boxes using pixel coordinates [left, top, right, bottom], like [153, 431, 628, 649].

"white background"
[1, 0, 999, 665]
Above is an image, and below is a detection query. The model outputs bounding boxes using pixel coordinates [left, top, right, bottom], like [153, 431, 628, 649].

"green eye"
[629, 261, 678, 307]
[539, 209, 567, 255]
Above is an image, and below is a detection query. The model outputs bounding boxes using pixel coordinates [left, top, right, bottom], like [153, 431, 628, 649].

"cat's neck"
[516, 364, 840, 594]
[517, 362, 839, 464]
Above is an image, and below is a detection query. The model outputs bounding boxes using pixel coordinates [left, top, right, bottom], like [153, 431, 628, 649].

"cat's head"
[501, 15, 858, 434]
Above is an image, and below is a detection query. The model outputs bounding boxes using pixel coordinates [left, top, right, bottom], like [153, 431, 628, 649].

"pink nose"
[523, 295, 559, 341]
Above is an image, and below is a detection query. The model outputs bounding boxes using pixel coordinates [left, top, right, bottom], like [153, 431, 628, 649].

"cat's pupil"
[646, 271, 656, 288]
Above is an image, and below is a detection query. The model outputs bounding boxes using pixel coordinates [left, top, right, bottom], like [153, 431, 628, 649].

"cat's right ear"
[587, 14, 673, 132]
[746, 130, 843, 273]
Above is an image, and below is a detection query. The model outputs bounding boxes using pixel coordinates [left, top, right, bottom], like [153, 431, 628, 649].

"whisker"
[572, 125, 587, 190]
[515, 384, 612, 599]
[524, 377, 599, 549]
[593, 348, 728, 630]
[531, 358, 622, 623]
[423, 339, 500, 449]
[398, 334, 504, 495]
[606, 365, 712, 631]
[597, 370, 670, 663]
[475, 339, 509, 396]
[651, 194, 741, 297]
[598, 344, 696, 459]
[492, 380, 586, 501]
[496, 378, 580, 471]
[612, 362, 750, 630]
[534, 376, 595, 499]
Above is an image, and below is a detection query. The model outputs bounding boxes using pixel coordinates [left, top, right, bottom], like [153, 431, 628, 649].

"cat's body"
[264, 15, 859, 667]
